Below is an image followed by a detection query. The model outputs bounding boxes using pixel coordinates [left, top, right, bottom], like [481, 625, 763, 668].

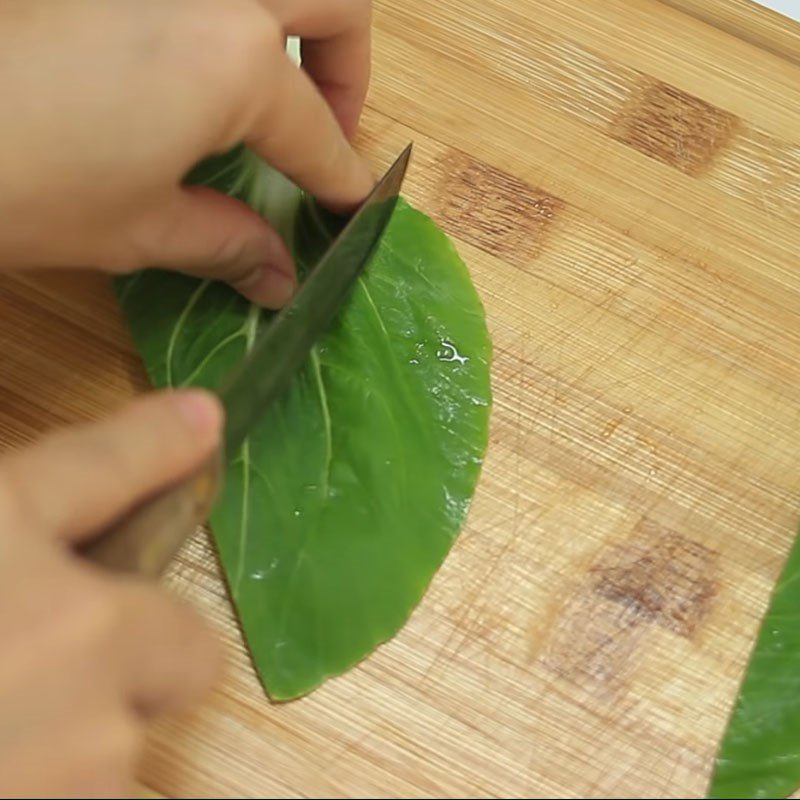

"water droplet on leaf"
[436, 340, 468, 364]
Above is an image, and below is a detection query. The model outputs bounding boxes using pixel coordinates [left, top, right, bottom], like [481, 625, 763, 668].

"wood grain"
[661, 0, 800, 65]
[1, 0, 799, 796]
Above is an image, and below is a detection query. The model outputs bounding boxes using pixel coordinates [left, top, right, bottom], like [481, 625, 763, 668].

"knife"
[81, 143, 412, 577]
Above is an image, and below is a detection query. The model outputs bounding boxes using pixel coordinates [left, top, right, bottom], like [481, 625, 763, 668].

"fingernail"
[173, 390, 224, 441]
[244, 266, 296, 309]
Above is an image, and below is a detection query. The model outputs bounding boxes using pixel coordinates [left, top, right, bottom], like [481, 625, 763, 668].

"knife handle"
[80, 451, 222, 578]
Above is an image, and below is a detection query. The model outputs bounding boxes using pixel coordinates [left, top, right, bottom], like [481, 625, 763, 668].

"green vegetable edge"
[709, 524, 800, 799]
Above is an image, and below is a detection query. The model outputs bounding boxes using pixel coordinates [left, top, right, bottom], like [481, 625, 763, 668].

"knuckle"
[247, 8, 284, 56]
[212, 1, 282, 72]
[178, 1, 283, 144]
[166, 1, 282, 89]
[207, 233, 265, 285]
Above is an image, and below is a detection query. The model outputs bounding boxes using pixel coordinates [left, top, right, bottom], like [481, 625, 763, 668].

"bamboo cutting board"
[1, 0, 800, 796]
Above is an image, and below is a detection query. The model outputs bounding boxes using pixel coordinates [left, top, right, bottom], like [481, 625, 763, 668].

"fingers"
[263, 0, 372, 138]
[242, 37, 373, 211]
[113, 578, 222, 716]
[0, 557, 219, 796]
[0, 709, 142, 799]
[300, 30, 370, 140]
[118, 1, 373, 291]
[0, 391, 223, 543]
[133, 186, 296, 308]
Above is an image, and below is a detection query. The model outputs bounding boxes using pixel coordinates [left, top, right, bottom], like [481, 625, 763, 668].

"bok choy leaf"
[116, 145, 492, 699]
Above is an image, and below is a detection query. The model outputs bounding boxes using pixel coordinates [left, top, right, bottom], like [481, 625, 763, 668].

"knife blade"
[81, 144, 412, 577]
[219, 143, 412, 455]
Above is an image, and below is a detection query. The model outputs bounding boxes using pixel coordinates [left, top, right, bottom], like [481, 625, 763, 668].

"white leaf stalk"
[237, 36, 304, 252]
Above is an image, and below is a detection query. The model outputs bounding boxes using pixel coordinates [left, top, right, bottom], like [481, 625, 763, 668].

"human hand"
[0, 390, 224, 797]
[261, 0, 371, 140]
[0, 0, 373, 308]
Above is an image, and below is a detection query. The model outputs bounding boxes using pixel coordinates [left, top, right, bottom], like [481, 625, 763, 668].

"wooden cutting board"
[1, 0, 799, 796]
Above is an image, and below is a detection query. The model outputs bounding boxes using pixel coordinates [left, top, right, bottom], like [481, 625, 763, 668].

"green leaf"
[709, 527, 800, 798]
[118, 149, 492, 699]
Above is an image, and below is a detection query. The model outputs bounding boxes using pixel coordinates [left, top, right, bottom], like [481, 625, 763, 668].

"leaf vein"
[310, 348, 332, 498]
[180, 330, 246, 387]
[232, 305, 260, 596]
[166, 280, 210, 387]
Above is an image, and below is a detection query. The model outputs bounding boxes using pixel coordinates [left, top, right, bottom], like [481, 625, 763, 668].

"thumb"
[133, 186, 296, 309]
